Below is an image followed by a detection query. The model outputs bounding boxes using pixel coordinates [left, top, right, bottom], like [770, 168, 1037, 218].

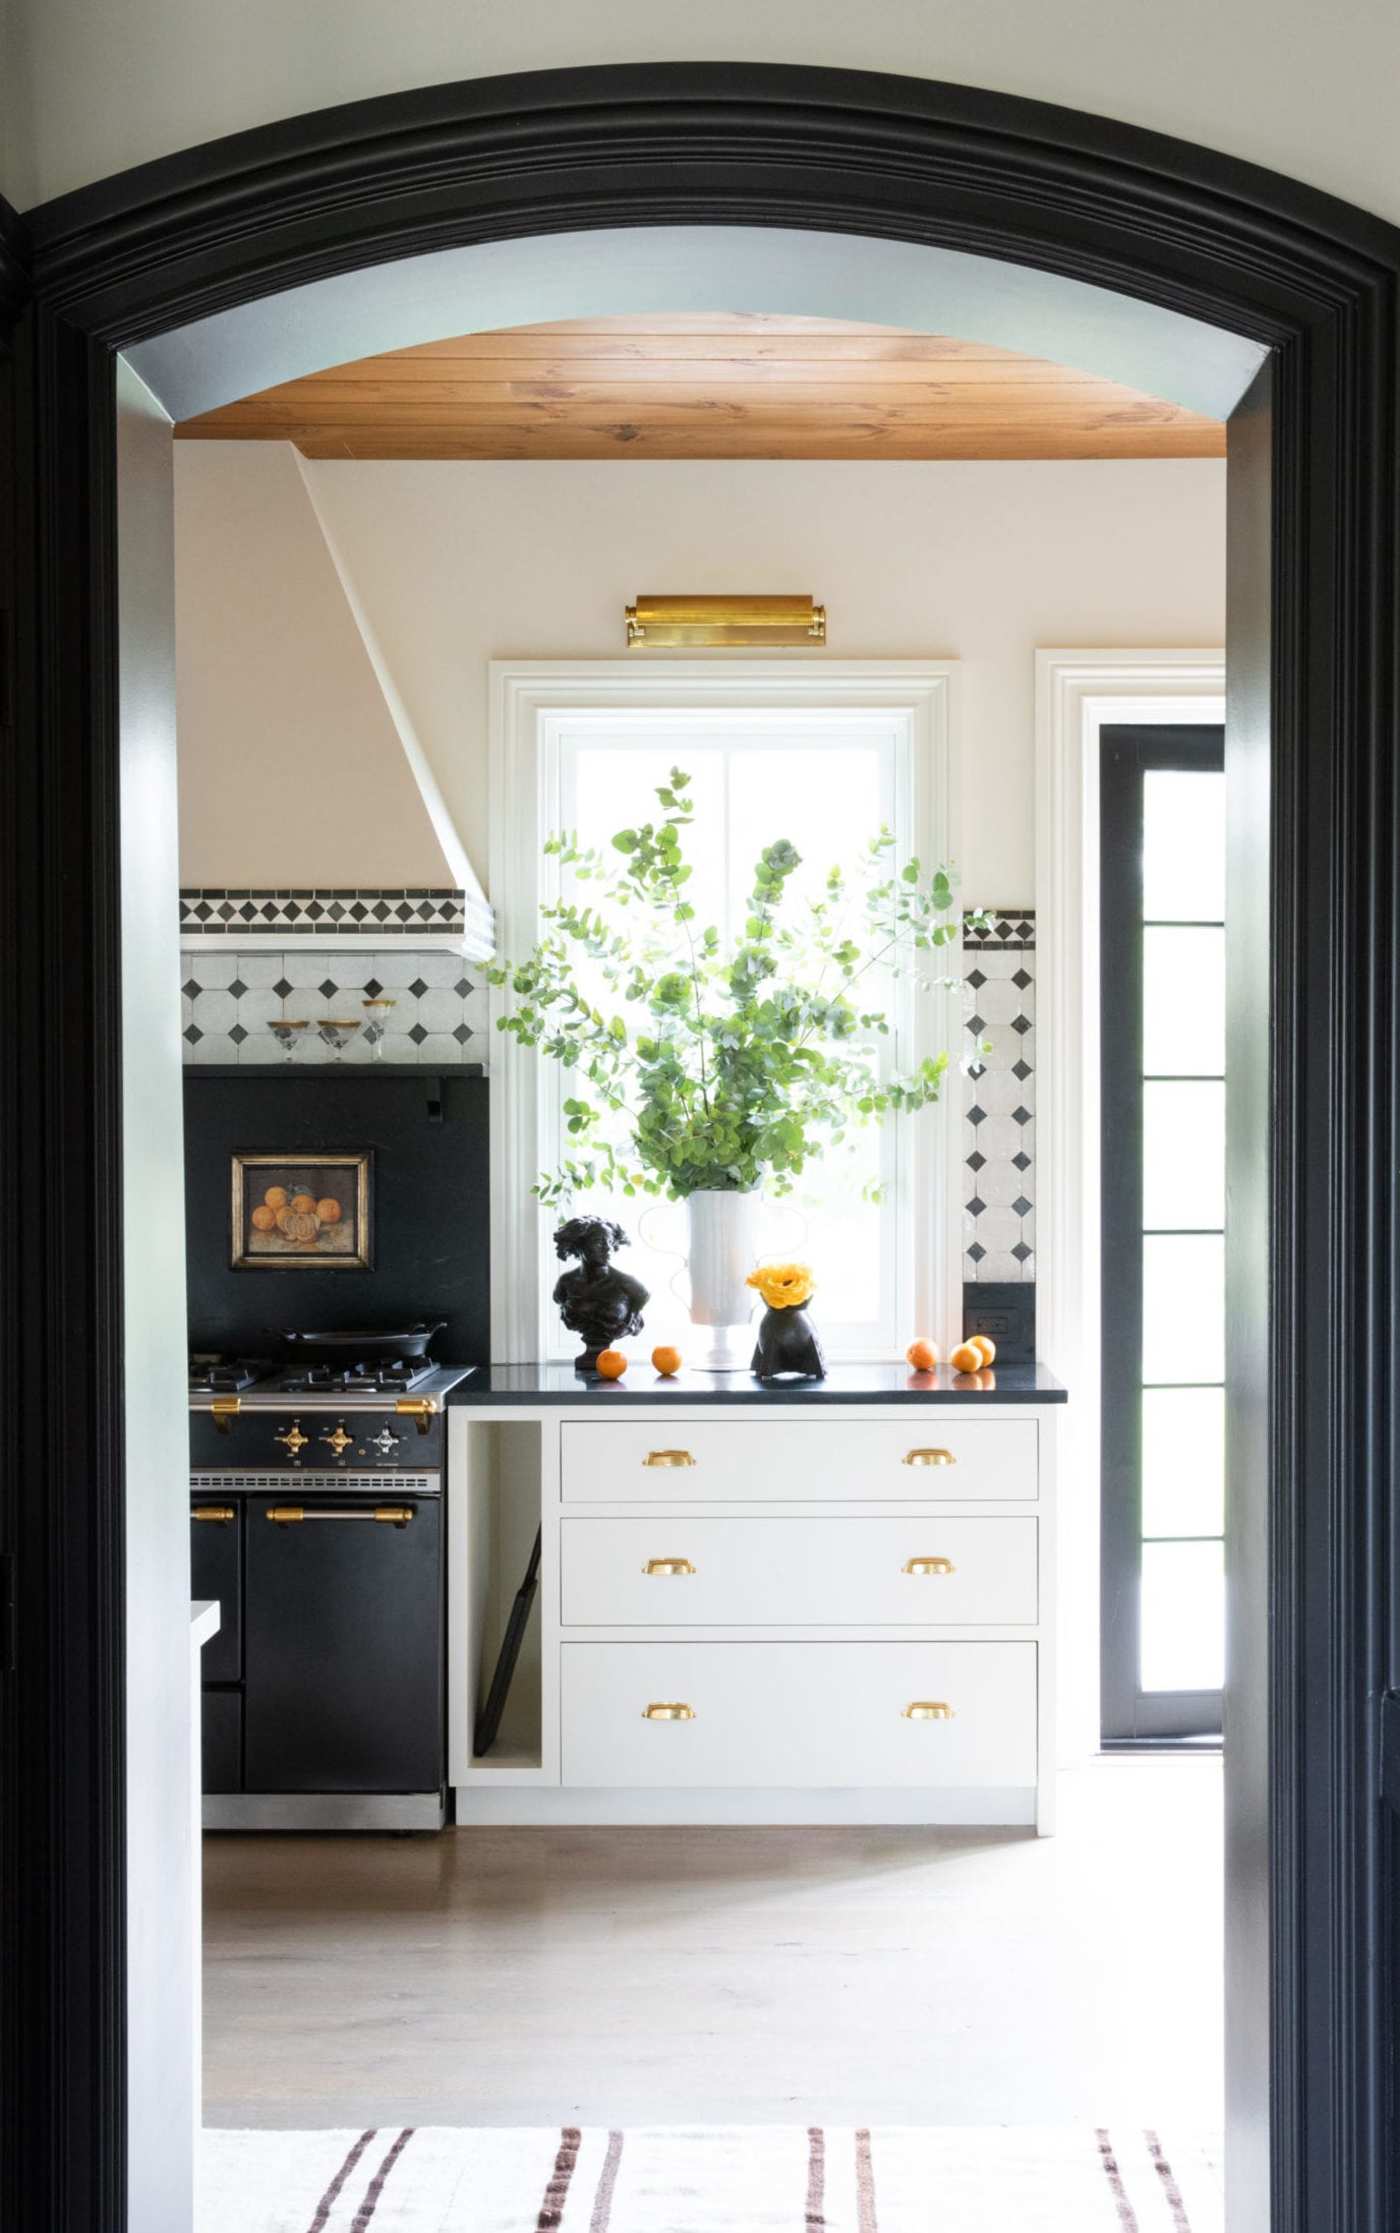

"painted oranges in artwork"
[263, 1185, 288, 1211]
[316, 1197, 342, 1225]
[595, 1350, 628, 1379]
[250, 1204, 278, 1233]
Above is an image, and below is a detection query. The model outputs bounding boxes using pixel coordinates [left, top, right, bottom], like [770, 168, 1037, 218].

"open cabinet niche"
[448, 1415, 553, 1787]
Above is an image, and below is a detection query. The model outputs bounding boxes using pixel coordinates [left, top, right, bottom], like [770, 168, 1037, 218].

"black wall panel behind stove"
[183, 1067, 489, 1362]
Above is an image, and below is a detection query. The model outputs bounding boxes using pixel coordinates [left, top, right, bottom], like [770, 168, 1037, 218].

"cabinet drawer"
[560, 1418, 1037, 1503]
[561, 1640, 1036, 1788]
[561, 1515, 1038, 1627]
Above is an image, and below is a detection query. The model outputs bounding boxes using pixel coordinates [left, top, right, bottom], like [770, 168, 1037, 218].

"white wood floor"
[202, 1756, 1222, 2131]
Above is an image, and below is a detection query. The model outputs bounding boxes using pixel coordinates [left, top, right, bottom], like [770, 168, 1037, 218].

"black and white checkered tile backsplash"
[963, 908, 1035, 1285]
[180, 948, 488, 1066]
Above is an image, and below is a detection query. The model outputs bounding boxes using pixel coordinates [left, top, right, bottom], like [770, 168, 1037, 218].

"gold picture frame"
[230, 1150, 374, 1270]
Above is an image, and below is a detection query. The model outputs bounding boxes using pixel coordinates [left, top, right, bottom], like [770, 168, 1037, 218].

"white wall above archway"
[129, 224, 1266, 425]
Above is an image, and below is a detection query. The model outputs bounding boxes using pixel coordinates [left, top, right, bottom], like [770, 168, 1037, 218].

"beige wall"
[175, 444, 1226, 902]
[5, 1, 1400, 230]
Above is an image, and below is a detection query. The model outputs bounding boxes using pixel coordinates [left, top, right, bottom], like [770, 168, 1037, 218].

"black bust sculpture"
[552, 1217, 650, 1373]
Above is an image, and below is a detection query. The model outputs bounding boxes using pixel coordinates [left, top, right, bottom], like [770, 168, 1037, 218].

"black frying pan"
[279, 1320, 445, 1363]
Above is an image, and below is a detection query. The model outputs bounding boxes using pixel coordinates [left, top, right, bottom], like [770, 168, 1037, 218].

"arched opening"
[4, 62, 1396, 2233]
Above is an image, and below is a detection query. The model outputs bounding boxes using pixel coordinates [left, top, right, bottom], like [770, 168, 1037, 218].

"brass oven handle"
[210, 1396, 241, 1435]
[902, 1447, 956, 1467]
[643, 1557, 697, 1576]
[642, 1701, 696, 1721]
[903, 1555, 956, 1577]
[191, 1505, 235, 1524]
[902, 1700, 955, 1721]
[395, 1397, 437, 1436]
[642, 1449, 696, 1468]
[265, 1506, 415, 1526]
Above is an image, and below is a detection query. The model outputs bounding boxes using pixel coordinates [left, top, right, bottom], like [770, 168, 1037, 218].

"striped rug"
[199, 2124, 1223, 2231]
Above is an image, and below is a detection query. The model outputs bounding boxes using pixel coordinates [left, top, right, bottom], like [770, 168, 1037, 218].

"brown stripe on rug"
[854, 2128, 878, 2233]
[1095, 2130, 1140, 2231]
[805, 2126, 825, 2231]
[538, 2126, 582, 2230]
[351, 2128, 415, 2230]
[1146, 2131, 1193, 2230]
[306, 2129, 376, 2232]
[590, 2130, 623, 2232]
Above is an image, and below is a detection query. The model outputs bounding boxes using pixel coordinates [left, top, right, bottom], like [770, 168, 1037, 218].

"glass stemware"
[268, 1019, 309, 1065]
[361, 996, 396, 1060]
[318, 1019, 362, 1061]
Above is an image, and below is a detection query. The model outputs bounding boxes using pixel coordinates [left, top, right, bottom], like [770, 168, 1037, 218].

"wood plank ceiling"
[175, 313, 1225, 461]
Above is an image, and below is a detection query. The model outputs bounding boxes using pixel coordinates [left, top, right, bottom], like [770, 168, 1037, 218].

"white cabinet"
[561, 1514, 1039, 1627]
[450, 1390, 1059, 1833]
[561, 1641, 1037, 1789]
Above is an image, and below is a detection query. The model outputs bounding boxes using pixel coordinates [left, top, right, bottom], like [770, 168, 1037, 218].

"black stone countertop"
[447, 1362, 1066, 1405]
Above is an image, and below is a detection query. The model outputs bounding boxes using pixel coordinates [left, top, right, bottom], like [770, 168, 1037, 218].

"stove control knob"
[274, 1422, 309, 1457]
[369, 1427, 401, 1459]
[320, 1424, 354, 1459]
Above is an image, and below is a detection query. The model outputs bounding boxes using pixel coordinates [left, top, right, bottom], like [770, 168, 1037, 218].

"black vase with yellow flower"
[747, 1262, 827, 1381]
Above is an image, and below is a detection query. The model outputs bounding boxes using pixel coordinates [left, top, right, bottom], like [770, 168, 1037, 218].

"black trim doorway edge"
[1, 61, 1398, 2231]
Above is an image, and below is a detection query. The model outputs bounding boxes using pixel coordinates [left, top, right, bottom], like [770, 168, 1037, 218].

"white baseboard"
[451, 1785, 1036, 1827]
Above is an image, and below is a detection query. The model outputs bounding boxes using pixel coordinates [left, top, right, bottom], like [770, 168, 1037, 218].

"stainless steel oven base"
[203, 1791, 446, 1832]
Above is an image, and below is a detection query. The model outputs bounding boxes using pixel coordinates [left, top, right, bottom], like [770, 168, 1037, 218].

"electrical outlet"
[962, 1282, 1035, 1368]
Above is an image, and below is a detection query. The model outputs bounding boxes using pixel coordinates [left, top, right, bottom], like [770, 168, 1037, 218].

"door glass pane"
[1143, 927, 1225, 1075]
[1143, 768, 1226, 921]
[1142, 1081, 1225, 1229]
[1142, 1386, 1225, 1538]
[1141, 1538, 1225, 1691]
[1142, 1233, 1224, 1383]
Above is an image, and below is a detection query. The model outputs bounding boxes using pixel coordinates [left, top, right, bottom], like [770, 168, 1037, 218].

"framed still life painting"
[230, 1150, 374, 1270]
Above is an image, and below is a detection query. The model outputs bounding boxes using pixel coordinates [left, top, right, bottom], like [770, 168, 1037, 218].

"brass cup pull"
[902, 1700, 955, 1721]
[191, 1505, 235, 1524]
[643, 1449, 696, 1468]
[903, 1556, 956, 1577]
[642, 1701, 696, 1721]
[643, 1557, 696, 1576]
[902, 1447, 956, 1467]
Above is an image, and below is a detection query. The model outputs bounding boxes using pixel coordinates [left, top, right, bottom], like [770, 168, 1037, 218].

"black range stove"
[187, 1351, 473, 1469]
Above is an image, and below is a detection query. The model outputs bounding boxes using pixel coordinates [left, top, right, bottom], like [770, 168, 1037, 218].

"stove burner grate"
[277, 1358, 438, 1396]
[188, 1355, 274, 1394]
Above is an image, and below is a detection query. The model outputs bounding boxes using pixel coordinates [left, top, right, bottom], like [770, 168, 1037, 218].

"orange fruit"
[905, 1337, 939, 1371]
[263, 1186, 288, 1210]
[968, 1335, 997, 1366]
[250, 1204, 277, 1233]
[950, 1341, 984, 1374]
[316, 1197, 342, 1225]
[651, 1345, 682, 1376]
[290, 1193, 316, 1215]
[595, 1349, 627, 1380]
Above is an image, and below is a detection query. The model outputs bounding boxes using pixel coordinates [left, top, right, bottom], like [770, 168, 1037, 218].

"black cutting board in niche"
[183, 1067, 489, 1361]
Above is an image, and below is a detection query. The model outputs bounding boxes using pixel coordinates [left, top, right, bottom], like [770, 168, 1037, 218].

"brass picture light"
[625, 594, 826, 649]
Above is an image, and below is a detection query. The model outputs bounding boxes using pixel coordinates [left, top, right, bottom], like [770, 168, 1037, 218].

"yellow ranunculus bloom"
[746, 1261, 815, 1310]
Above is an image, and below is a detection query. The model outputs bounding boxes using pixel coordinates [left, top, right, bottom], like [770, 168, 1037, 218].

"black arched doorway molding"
[1, 61, 1396, 2230]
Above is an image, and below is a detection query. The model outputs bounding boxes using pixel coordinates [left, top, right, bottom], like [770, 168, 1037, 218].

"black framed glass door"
[1100, 724, 1226, 1744]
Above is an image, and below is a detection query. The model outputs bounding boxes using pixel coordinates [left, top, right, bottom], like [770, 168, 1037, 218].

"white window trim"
[488, 660, 964, 1363]
[1034, 647, 1227, 1758]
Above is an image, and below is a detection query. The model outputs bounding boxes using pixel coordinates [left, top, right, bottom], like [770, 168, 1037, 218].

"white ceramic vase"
[684, 1190, 758, 1369]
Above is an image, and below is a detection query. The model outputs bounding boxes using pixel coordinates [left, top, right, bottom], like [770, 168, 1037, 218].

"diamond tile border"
[178, 885, 495, 961]
[963, 908, 1035, 1284]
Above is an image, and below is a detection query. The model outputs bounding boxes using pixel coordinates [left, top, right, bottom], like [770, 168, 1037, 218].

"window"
[489, 666, 960, 1364]
[1100, 725, 1226, 1742]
